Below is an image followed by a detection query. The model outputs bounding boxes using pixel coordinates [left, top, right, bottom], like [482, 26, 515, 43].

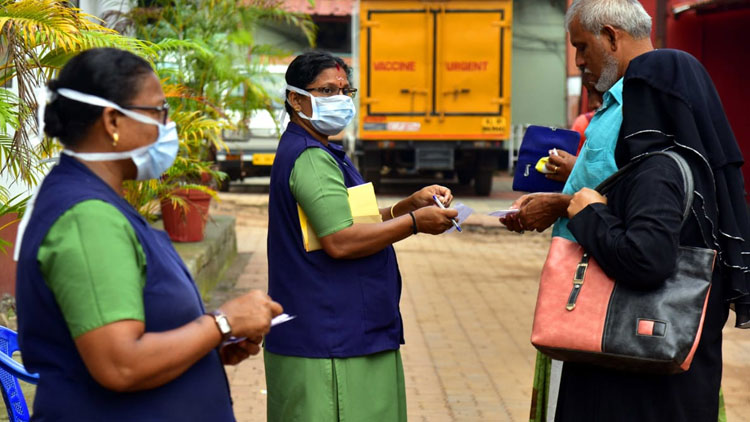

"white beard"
[595, 53, 620, 93]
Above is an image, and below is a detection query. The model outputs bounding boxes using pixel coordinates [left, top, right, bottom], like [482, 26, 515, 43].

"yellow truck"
[355, 0, 512, 195]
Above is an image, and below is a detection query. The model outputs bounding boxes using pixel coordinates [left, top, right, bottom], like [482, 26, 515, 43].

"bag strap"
[594, 151, 694, 224]
[565, 151, 694, 312]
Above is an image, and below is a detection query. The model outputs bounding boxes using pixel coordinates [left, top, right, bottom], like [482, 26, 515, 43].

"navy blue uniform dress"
[264, 122, 404, 358]
[16, 155, 235, 421]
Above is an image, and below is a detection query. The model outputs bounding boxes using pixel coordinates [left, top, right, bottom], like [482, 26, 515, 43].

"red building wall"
[663, 4, 750, 196]
[566, 0, 750, 197]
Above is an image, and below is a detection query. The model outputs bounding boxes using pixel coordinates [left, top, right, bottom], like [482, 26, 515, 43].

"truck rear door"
[364, 7, 432, 120]
[360, 0, 512, 140]
[437, 6, 508, 123]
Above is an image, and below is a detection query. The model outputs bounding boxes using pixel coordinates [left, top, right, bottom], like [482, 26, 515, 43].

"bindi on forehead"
[314, 67, 349, 87]
[333, 69, 348, 86]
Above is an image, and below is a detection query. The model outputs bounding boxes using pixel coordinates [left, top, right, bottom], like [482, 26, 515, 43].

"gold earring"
[112, 133, 119, 146]
[294, 107, 301, 112]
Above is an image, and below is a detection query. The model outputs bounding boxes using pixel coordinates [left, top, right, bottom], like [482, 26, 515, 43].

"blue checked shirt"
[552, 78, 623, 241]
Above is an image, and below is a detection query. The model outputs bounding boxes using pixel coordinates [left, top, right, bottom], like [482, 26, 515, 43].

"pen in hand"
[432, 195, 462, 232]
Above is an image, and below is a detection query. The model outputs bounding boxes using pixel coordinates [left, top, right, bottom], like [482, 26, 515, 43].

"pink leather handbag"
[530, 151, 716, 374]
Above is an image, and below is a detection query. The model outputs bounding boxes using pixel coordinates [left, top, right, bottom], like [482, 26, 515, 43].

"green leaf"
[0, 0, 158, 191]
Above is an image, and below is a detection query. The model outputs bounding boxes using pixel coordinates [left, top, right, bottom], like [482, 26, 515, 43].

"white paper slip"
[222, 314, 297, 346]
[489, 209, 520, 218]
[271, 313, 296, 327]
[446, 202, 474, 233]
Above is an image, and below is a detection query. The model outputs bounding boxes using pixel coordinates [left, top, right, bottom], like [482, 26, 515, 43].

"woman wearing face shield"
[264, 51, 458, 421]
[14, 48, 282, 421]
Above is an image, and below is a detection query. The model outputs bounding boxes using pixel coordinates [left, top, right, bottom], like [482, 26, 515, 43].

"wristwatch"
[210, 310, 232, 341]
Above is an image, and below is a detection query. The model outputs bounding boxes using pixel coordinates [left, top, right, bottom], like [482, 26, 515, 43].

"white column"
[78, 0, 133, 28]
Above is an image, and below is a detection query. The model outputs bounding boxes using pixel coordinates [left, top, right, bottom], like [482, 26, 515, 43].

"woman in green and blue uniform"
[15, 48, 282, 421]
[264, 51, 459, 421]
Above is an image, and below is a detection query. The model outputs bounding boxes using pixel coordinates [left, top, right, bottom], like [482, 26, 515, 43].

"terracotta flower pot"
[0, 214, 19, 296]
[160, 189, 212, 242]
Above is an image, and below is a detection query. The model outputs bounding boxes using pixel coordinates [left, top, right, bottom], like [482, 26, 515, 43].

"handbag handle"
[565, 151, 694, 312]
[594, 151, 694, 223]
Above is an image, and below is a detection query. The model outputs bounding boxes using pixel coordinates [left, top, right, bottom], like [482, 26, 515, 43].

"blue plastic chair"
[0, 326, 38, 422]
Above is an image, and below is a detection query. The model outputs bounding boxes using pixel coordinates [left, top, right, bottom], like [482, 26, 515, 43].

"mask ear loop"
[285, 85, 318, 121]
[279, 87, 293, 126]
[34, 86, 55, 147]
[17, 86, 57, 262]
[56, 88, 164, 127]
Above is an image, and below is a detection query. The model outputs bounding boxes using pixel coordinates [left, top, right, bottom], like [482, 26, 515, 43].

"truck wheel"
[364, 170, 381, 192]
[457, 169, 473, 185]
[218, 177, 230, 192]
[474, 170, 493, 196]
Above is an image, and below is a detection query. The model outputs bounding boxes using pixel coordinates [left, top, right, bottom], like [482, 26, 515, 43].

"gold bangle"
[390, 203, 397, 219]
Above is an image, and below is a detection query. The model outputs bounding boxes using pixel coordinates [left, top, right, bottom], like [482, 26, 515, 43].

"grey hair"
[565, 0, 652, 40]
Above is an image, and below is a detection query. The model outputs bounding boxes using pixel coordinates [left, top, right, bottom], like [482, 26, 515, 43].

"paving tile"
[215, 194, 750, 422]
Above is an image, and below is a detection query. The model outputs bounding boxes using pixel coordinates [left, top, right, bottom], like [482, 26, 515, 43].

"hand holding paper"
[442, 202, 474, 233]
[489, 209, 520, 218]
[223, 313, 297, 346]
[271, 313, 296, 327]
[433, 195, 462, 232]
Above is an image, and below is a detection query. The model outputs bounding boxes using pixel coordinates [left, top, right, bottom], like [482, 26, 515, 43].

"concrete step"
[151, 214, 238, 301]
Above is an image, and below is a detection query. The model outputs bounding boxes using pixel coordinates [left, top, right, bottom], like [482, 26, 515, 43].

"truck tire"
[364, 170, 381, 192]
[457, 169, 473, 185]
[474, 170, 493, 196]
[218, 177, 230, 192]
[361, 149, 382, 192]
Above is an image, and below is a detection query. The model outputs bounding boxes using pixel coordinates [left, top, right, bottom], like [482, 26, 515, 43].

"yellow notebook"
[297, 182, 382, 252]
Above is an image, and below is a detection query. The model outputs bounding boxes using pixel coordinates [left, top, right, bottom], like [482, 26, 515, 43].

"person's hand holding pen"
[408, 184, 453, 209]
[412, 206, 457, 234]
[433, 195, 462, 232]
[385, 184, 457, 234]
[409, 185, 458, 234]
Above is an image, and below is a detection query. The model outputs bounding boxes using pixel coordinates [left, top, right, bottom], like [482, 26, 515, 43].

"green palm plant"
[117, 0, 316, 221]
[0, 0, 161, 253]
[123, 0, 315, 133]
[0, 0, 157, 188]
[0, 191, 28, 253]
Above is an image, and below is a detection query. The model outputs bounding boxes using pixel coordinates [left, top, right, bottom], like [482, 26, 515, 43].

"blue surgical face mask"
[286, 85, 355, 135]
[54, 88, 179, 181]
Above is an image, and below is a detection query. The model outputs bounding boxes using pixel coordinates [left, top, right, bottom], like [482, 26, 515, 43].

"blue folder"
[512, 125, 581, 193]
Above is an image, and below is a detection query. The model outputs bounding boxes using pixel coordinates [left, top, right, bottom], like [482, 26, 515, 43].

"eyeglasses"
[306, 85, 358, 99]
[123, 100, 170, 124]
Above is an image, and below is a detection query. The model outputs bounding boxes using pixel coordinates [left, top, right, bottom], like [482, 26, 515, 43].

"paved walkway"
[214, 190, 750, 422]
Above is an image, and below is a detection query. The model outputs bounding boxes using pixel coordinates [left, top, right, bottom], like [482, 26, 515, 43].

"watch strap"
[209, 310, 232, 341]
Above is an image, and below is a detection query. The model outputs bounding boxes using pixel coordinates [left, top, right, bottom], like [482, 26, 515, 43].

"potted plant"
[0, 193, 28, 296]
[118, 0, 314, 241]
[156, 107, 227, 242]
[123, 105, 227, 242]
